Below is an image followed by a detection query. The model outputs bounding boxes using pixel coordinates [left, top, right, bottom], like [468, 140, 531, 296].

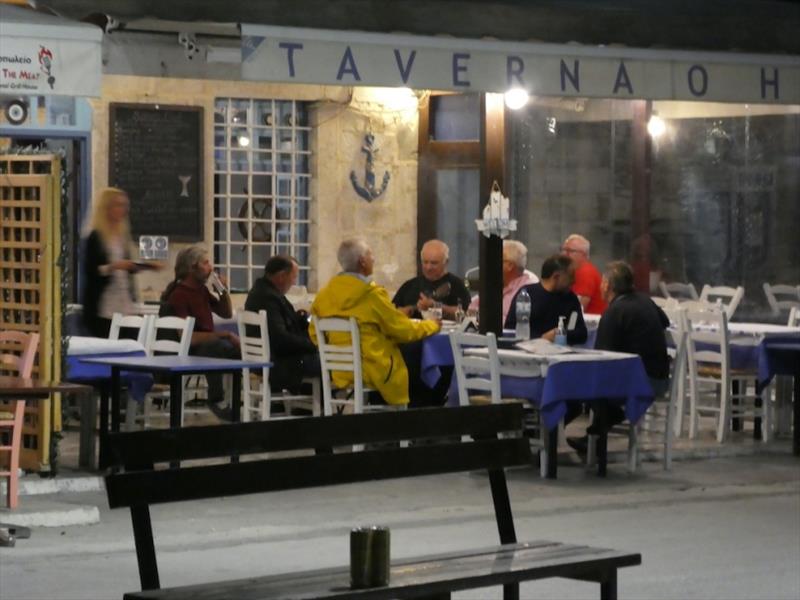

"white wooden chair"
[109, 313, 153, 347]
[313, 317, 399, 416]
[659, 281, 699, 301]
[651, 296, 679, 309]
[143, 316, 196, 427]
[684, 308, 768, 443]
[763, 283, 800, 318]
[450, 331, 549, 478]
[662, 306, 692, 438]
[699, 285, 744, 319]
[588, 331, 688, 472]
[236, 309, 319, 421]
[789, 306, 800, 327]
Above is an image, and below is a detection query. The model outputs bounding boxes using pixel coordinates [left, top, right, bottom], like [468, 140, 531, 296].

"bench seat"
[123, 541, 641, 600]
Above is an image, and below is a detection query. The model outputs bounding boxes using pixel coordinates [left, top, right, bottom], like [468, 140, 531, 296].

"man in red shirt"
[160, 245, 240, 419]
[561, 234, 607, 315]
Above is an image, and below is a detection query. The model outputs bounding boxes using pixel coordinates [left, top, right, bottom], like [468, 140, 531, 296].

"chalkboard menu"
[109, 103, 203, 240]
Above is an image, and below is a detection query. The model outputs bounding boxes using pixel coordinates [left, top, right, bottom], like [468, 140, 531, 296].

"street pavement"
[1, 454, 798, 599]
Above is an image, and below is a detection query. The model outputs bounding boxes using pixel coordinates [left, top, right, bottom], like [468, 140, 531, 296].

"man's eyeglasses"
[561, 246, 584, 255]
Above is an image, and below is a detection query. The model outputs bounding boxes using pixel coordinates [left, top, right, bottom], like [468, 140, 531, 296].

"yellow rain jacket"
[310, 273, 440, 405]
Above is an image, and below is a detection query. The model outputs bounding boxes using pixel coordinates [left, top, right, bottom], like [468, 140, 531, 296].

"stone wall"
[89, 76, 419, 301]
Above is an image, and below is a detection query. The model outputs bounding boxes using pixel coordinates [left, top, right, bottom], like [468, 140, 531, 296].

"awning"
[0, 4, 102, 97]
[241, 24, 800, 105]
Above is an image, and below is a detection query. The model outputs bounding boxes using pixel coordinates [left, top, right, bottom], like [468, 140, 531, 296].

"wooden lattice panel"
[0, 154, 62, 470]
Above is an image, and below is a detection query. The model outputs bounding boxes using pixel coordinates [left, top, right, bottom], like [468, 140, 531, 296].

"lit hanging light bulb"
[647, 112, 666, 138]
[237, 135, 251, 147]
[504, 88, 529, 110]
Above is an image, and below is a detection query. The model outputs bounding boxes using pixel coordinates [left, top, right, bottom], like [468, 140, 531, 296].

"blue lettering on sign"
[452, 53, 471, 87]
[560, 59, 580, 92]
[613, 62, 634, 94]
[278, 42, 303, 78]
[336, 46, 361, 81]
[507, 55, 524, 87]
[393, 49, 417, 84]
[687, 65, 708, 97]
[761, 67, 779, 100]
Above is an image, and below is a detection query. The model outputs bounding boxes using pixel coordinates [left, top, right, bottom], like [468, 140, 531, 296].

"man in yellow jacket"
[310, 237, 441, 406]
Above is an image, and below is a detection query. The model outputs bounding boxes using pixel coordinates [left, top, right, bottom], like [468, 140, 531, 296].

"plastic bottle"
[515, 289, 531, 340]
[554, 315, 567, 346]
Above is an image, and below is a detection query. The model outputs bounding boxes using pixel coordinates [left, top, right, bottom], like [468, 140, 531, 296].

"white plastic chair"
[659, 281, 699, 301]
[450, 331, 549, 478]
[109, 313, 153, 347]
[684, 308, 768, 443]
[143, 316, 196, 427]
[763, 283, 800, 318]
[699, 285, 744, 319]
[789, 306, 800, 327]
[236, 309, 319, 421]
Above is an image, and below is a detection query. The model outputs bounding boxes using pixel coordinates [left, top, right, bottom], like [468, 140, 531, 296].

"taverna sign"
[242, 25, 800, 104]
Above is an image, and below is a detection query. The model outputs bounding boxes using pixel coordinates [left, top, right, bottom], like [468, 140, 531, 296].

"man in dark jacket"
[245, 256, 319, 393]
[567, 260, 670, 454]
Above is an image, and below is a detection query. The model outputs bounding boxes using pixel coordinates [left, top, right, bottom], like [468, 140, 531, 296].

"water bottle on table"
[555, 315, 567, 346]
[515, 289, 531, 340]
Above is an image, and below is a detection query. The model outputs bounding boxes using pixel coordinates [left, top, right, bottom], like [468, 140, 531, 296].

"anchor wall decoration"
[350, 133, 391, 202]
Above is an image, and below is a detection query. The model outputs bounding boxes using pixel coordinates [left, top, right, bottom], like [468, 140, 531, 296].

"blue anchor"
[350, 134, 390, 202]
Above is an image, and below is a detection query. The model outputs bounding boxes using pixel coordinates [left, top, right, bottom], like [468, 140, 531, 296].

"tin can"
[350, 526, 390, 588]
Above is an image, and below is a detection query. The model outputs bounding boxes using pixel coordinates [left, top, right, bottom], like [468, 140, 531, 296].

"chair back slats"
[685, 308, 730, 375]
[659, 281, 698, 301]
[450, 331, 501, 406]
[789, 306, 800, 328]
[0, 331, 39, 377]
[313, 317, 365, 414]
[105, 404, 524, 467]
[699, 285, 744, 318]
[236, 310, 270, 362]
[763, 283, 800, 317]
[106, 435, 531, 509]
[109, 313, 153, 347]
[145, 316, 195, 357]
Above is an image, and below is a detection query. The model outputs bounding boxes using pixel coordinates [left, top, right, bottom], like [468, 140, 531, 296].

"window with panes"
[213, 98, 311, 291]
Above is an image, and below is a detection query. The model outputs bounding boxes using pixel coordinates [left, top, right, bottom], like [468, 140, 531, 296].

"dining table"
[420, 331, 654, 478]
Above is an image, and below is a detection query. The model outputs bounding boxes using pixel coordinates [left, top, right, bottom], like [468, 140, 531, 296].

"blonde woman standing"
[81, 187, 156, 337]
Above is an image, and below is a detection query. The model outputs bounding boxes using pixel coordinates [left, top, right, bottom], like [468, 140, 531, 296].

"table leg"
[546, 426, 558, 479]
[169, 374, 182, 469]
[232, 370, 241, 464]
[793, 372, 799, 457]
[731, 380, 741, 432]
[78, 392, 96, 469]
[594, 404, 608, 477]
[110, 368, 121, 433]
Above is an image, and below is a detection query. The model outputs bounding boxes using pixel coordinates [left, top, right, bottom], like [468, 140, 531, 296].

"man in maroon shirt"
[160, 245, 240, 419]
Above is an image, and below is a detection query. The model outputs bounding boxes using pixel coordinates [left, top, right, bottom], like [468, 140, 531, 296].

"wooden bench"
[105, 405, 641, 600]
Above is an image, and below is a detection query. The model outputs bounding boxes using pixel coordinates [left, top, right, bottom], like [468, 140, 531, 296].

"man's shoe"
[208, 402, 232, 422]
[566, 435, 589, 458]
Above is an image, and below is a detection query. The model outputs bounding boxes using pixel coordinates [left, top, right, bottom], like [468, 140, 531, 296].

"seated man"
[393, 239, 470, 407]
[468, 239, 539, 324]
[561, 233, 607, 315]
[567, 261, 670, 453]
[393, 239, 470, 320]
[311, 237, 440, 406]
[160, 245, 240, 420]
[504, 254, 588, 345]
[245, 255, 319, 394]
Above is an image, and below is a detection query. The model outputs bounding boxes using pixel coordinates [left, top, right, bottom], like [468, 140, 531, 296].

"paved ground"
[1, 453, 799, 600]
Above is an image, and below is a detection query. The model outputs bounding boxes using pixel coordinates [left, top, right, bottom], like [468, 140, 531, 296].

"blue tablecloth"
[66, 351, 154, 402]
[757, 337, 800, 390]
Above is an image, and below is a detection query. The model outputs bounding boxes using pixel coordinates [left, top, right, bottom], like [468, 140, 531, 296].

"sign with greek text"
[241, 25, 800, 104]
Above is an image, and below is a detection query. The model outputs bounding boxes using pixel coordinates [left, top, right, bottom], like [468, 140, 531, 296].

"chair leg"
[586, 434, 597, 468]
[539, 427, 548, 479]
[717, 381, 730, 444]
[627, 424, 638, 473]
[761, 385, 771, 443]
[664, 399, 674, 471]
[124, 396, 139, 431]
[673, 372, 685, 438]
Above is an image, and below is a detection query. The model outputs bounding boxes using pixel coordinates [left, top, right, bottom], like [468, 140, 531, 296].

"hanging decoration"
[475, 180, 517, 238]
[350, 133, 390, 202]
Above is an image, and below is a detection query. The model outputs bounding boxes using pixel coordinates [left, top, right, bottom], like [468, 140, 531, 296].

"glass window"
[213, 98, 312, 289]
[431, 94, 480, 141]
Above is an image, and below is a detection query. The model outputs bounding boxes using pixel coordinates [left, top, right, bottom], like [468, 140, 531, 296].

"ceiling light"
[504, 88, 529, 110]
[647, 113, 666, 138]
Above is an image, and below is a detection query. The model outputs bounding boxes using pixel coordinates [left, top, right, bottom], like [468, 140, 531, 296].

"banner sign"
[0, 37, 101, 97]
[242, 25, 800, 104]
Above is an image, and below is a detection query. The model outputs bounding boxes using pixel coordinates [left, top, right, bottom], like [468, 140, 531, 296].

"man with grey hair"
[561, 233, 607, 314]
[468, 239, 539, 325]
[311, 237, 440, 406]
[160, 244, 239, 420]
[392, 239, 469, 406]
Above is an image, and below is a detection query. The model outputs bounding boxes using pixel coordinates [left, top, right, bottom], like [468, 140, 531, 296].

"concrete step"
[0, 494, 100, 528]
[1, 473, 104, 497]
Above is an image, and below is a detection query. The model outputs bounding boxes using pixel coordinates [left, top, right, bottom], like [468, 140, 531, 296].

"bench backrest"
[105, 404, 530, 591]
